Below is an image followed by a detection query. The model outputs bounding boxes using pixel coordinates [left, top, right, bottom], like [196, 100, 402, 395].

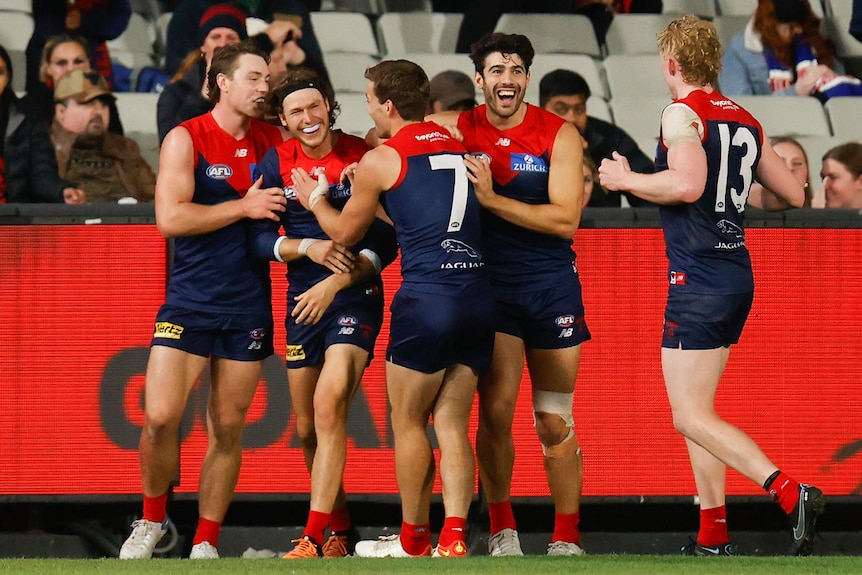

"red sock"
[438, 516, 467, 547]
[488, 500, 517, 535]
[552, 511, 581, 545]
[192, 517, 221, 546]
[766, 471, 800, 515]
[304, 510, 330, 546]
[399, 521, 431, 556]
[329, 503, 352, 533]
[142, 494, 167, 524]
[697, 505, 729, 546]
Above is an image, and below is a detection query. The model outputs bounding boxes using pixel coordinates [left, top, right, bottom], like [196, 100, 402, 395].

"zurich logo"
[206, 164, 233, 179]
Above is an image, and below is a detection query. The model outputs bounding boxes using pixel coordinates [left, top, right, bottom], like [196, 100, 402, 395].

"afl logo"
[249, 328, 266, 340]
[338, 316, 357, 326]
[206, 164, 233, 179]
[555, 315, 576, 327]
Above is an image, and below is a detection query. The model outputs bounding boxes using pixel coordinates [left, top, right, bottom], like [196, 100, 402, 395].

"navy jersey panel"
[250, 132, 395, 301]
[655, 91, 762, 294]
[458, 104, 576, 292]
[165, 114, 283, 313]
[381, 122, 488, 292]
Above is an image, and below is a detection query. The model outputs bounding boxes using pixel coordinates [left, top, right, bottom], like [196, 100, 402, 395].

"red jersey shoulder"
[386, 122, 465, 157]
[681, 91, 763, 137]
[249, 119, 284, 156]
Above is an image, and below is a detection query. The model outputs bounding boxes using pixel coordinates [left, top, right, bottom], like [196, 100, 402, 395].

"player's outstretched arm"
[155, 127, 287, 238]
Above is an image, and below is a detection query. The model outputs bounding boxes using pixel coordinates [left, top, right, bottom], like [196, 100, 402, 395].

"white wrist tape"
[298, 238, 320, 256]
[308, 171, 330, 209]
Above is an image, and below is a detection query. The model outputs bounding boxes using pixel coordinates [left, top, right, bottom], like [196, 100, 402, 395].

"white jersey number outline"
[715, 123, 757, 213]
[429, 154, 470, 233]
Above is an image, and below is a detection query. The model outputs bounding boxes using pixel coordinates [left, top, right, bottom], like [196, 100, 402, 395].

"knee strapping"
[532, 389, 578, 458]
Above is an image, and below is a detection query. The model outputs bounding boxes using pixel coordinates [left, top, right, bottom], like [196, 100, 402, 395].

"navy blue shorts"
[151, 304, 274, 361]
[494, 274, 591, 350]
[662, 291, 753, 350]
[284, 296, 383, 368]
[387, 285, 494, 374]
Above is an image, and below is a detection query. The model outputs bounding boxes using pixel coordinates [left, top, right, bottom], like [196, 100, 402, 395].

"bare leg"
[662, 347, 779, 494]
[433, 364, 479, 520]
[197, 357, 262, 522]
[308, 344, 367, 513]
[139, 346, 208, 498]
[526, 345, 583, 515]
[386, 361, 445, 525]
[476, 333, 524, 504]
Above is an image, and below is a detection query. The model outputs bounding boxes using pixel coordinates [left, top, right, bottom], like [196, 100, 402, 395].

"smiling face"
[476, 51, 529, 123]
[279, 87, 332, 156]
[218, 53, 270, 117]
[821, 158, 862, 208]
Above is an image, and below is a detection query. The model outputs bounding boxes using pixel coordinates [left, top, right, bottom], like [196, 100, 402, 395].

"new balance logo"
[235, 148, 248, 157]
[495, 137, 511, 146]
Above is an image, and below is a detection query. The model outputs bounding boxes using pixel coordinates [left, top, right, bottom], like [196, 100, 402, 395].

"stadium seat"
[714, 14, 749, 51]
[2, 0, 30, 13]
[604, 54, 668, 99]
[662, 0, 717, 18]
[334, 92, 374, 137]
[325, 53, 380, 93]
[0, 10, 34, 51]
[733, 95, 832, 137]
[311, 11, 380, 55]
[385, 52, 476, 87]
[5, 48, 27, 94]
[605, 13, 677, 55]
[794, 135, 843, 168]
[587, 96, 613, 124]
[824, 97, 862, 141]
[609, 96, 669, 141]
[494, 13, 602, 58]
[376, 12, 463, 55]
[107, 12, 156, 60]
[379, 0, 432, 11]
[113, 92, 161, 172]
[527, 53, 608, 103]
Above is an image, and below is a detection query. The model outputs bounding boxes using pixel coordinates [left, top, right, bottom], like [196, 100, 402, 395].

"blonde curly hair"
[656, 14, 723, 87]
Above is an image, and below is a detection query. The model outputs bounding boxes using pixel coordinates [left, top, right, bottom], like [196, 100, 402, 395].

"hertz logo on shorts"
[154, 322, 184, 339]
[286, 344, 306, 361]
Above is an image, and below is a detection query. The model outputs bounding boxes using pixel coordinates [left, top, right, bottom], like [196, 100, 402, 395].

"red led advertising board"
[1, 225, 860, 499]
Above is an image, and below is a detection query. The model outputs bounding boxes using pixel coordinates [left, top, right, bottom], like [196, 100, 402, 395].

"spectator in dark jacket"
[156, 3, 248, 143]
[540, 68, 655, 207]
[0, 44, 84, 204]
[165, 0, 326, 79]
[25, 0, 131, 94]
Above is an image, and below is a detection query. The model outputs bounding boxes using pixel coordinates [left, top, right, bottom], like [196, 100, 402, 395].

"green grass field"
[3, 556, 862, 575]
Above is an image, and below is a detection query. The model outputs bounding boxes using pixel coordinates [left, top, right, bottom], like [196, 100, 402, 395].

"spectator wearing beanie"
[156, 3, 247, 143]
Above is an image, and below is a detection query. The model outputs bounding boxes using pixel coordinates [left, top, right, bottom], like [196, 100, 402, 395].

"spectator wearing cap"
[51, 70, 155, 203]
[539, 68, 654, 207]
[429, 70, 477, 114]
[157, 3, 248, 143]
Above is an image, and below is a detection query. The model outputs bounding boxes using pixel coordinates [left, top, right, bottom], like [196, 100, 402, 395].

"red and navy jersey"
[655, 90, 762, 294]
[458, 104, 574, 292]
[381, 122, 487, 292]
[165, 113, 283, 313]
[251, 131, 396, 297]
